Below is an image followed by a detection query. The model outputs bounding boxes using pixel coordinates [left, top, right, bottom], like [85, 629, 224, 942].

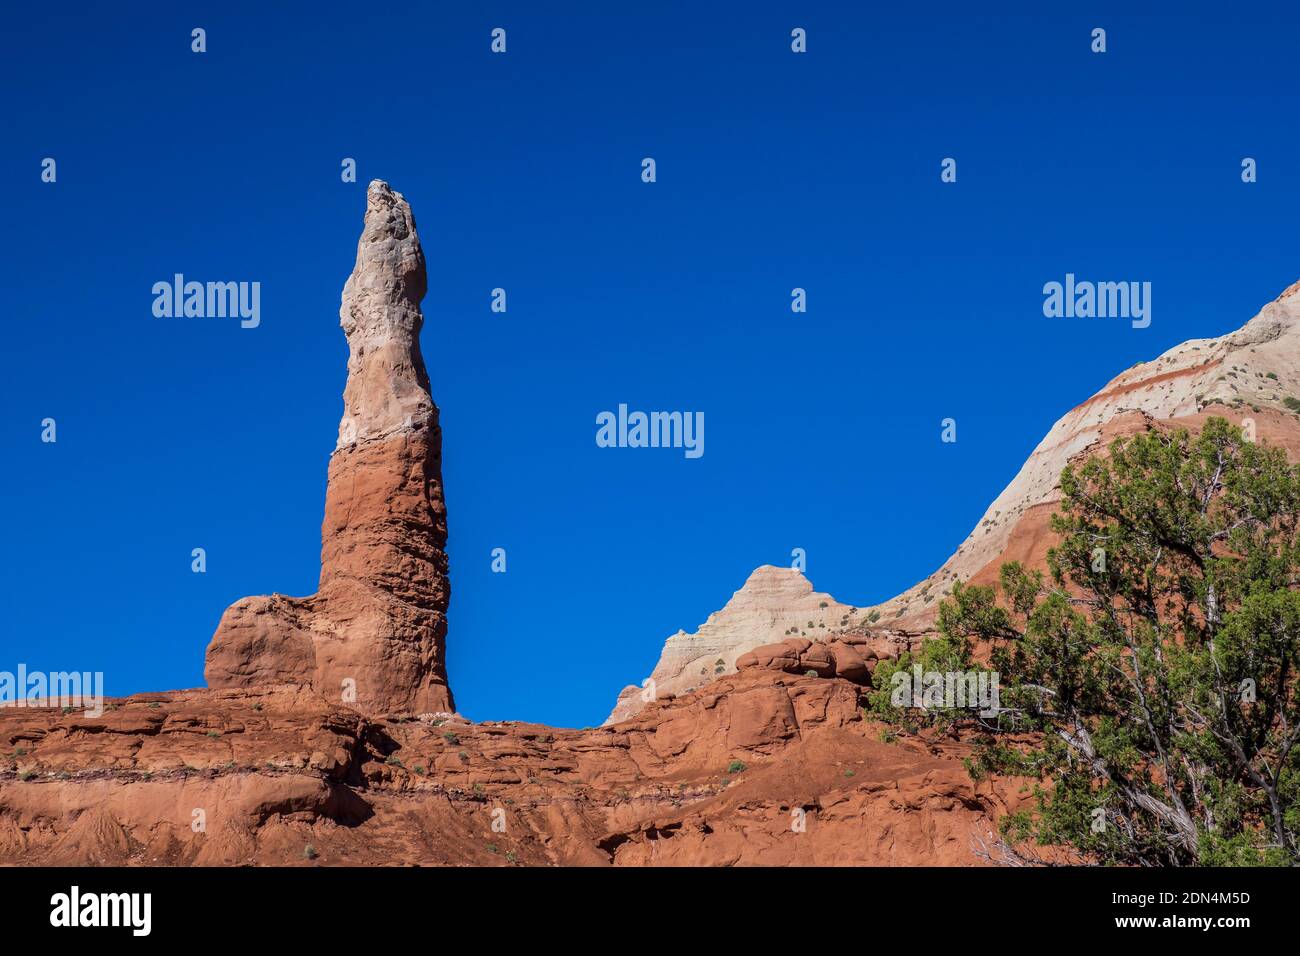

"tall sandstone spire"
[205, 181, 453, 715]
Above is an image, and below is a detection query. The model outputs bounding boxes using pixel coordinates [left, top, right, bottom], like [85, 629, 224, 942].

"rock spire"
[205, 181, 453, 715]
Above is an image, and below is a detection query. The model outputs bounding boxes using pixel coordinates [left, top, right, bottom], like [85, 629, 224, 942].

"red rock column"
[205, 181, 454, 715]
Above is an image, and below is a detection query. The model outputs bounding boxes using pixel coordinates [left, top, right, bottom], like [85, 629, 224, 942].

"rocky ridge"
[0, 672, 1024, 866]
[608, 281, 1300, 720]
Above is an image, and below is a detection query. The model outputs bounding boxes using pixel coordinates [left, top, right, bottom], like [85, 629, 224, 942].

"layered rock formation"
[7, 175, 1297, 867]
[204, 181, 453, 716]
[736, 635, 875, 684]
[606, 566, 857, 724]
[2, 179, 1019, 868]
[871, 277, 1300, 626]
[609, 280, 1300, 718]
[0, 673, 1026, 866]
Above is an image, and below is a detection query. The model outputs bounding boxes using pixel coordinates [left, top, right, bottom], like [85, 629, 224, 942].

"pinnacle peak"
[206, 183, 450, 715]
[362, 181, 412, 223]
[741, 564, 813, 592]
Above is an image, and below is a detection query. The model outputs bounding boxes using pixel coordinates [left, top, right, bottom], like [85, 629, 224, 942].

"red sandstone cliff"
[0, 674, 1025, 866]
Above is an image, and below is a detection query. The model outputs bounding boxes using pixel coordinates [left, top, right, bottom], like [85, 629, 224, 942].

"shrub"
[960, 419, 1300, 865]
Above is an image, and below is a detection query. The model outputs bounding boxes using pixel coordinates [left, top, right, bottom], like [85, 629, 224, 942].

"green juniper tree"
[906, 418, 1300, 865]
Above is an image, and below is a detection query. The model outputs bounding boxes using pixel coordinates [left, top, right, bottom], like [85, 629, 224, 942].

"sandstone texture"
[872, 278, 1300, 627]
[606, 566, 859, 724]
[736, 635, 875, 684]
[0, 672, 1026, 866]
[204, 181, 452, 715]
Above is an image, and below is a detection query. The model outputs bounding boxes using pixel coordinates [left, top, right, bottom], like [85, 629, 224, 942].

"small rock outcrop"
[205, 181, 453, 715]
[736, 636, 875, 685]
[605, 566, 859, 724]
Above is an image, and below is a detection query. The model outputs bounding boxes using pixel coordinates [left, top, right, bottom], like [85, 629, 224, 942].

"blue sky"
[3, 2, 1298, 727]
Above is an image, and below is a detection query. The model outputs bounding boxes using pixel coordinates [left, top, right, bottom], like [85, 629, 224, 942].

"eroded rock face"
[605, 566, 858, 724]
[205, 181, 452, 715]
[873, 279, 1300, 626]
[736, 636, 875, 685]
[610, 281, 1300, 713]
[0, 670, 1026, 866]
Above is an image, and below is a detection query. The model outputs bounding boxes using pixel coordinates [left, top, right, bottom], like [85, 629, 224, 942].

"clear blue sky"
[3, 2, 1298, 727]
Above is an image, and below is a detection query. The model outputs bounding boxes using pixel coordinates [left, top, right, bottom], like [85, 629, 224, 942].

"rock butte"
[203, 180, 453, 716]
[2, 184, 1298, 865]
